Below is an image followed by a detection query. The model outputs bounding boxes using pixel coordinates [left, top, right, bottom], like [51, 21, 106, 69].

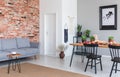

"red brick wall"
[0, 0, 39, 42]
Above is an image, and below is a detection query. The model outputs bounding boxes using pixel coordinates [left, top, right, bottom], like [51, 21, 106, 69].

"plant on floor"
[58, 44, 68, 59]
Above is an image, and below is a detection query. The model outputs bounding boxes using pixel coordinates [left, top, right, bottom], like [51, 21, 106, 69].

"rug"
[0, 63, 90, 77]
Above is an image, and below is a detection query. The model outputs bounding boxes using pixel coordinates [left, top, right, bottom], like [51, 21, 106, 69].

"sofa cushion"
[16, 38, 30, 48]
[5, 49, 28, 56]
[0, 39, 2, 50]
[1, 38, 17, 50]
[0, 51, 10, 60]
[21, 48, 39, 54]
[5, 48, 38, 57]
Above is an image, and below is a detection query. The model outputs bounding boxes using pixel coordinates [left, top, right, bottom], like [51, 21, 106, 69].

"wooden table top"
[70, 43, 108, 48]
[7, 53, 21, 58]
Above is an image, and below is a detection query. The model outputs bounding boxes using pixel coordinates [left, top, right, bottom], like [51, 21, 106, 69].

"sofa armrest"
[30, 42, 39, 48]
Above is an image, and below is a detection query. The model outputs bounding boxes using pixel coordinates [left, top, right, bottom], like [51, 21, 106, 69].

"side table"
[7, 53, 21, 74]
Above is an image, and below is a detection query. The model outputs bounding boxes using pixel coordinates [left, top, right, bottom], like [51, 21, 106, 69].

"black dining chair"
[69, 36, 88, 67]
[84, 44, 103, 74]
[109, 45, 120, 77]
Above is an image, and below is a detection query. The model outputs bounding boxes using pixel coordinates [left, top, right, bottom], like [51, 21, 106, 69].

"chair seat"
[111, 57, 120, 63]
[87, 54, 101, 59]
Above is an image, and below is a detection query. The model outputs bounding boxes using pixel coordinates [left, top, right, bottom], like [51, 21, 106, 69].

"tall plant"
[77, 24, 82, 37]
[77, 24, 82, 32]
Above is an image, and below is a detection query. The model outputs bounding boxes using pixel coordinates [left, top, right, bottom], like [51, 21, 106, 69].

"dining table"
[69, 42, 109, 67]
[70, 43, 108, 48]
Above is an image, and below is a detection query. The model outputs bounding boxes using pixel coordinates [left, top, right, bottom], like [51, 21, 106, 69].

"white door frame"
[44, 13, 56, 56]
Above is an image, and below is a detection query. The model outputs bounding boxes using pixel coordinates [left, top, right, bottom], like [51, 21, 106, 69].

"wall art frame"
[99, 5, 117, 30]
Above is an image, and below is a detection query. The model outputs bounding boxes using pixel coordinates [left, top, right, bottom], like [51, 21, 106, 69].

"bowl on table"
[11, 52, 17, 55]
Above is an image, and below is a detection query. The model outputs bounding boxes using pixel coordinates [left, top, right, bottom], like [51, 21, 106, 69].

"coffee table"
[7, 53, 21, 74]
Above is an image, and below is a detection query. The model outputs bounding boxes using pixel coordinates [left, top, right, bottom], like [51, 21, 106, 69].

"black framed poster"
[99, 5, 117, 30]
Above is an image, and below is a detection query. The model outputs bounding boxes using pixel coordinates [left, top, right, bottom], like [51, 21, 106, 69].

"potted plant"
[77, 24, 82, 37]
[90, 36, 95, 42]
[108, 36, 114, 42]
[58, 44, 68, 59]
[85, 29, 91, 37]
[81, 35, 87, 42]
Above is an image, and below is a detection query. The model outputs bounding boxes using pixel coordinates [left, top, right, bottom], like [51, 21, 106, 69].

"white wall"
[40, 0, 62, 55]
[77, 0, 120, 55]
[62, 0, 77, 56]
[40, 0, 77, 56]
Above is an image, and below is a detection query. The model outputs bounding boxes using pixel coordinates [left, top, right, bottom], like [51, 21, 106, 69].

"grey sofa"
[0, 38, 39, 61]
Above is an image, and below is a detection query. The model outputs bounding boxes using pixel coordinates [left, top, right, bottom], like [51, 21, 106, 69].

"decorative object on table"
[99, 5, 117, 30]
[81, 35, 87, 42]
[11, 51, 17, 54]
[85, 29, 91, 37]
[58, 44, 68, 59]
[77, 24, 82, 37]
[108, 36, 114, 43]
[93, 34, 98, 41]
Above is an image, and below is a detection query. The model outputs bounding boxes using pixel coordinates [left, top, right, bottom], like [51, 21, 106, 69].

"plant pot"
[59, 51, 65, 59]
[108, 39, 114, 43]
[82, 40, 86, 43]
[86, 34, 90, 37]
[90, 40, 95, 42]
[77, 32, 82, 37]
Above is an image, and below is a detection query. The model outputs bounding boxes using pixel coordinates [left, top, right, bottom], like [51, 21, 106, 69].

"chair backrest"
[84, 44, 98, 55]
[109, 45, 120, 60]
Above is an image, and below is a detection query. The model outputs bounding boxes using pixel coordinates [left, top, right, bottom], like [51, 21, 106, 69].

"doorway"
[44, 13, 56, 56]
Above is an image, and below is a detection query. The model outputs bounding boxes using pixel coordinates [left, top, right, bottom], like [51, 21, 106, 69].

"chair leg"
[8, 60, 11, 74]
[81, 55, 84, 63]
[69, 46, 75, 67]
[94, 59, 97, 74]
[84, 58, 89, 72]
[34, 55, 37, 59]
[81, 47, 85, 63]
[17, 60, 21, 73]
[69, 45, 76, 67]
[115, 62, 118, 73]
[69, 52, 74, 67]
[99, 58, 103, 71]
[109, 62, 115, 77]
[91, 59, 93, 69]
